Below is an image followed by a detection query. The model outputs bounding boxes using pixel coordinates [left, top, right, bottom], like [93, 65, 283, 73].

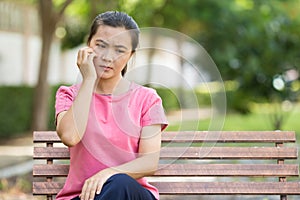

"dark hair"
[87, 11, 140, 76]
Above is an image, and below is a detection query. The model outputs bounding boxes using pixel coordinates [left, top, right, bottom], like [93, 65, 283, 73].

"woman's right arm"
[56, 47, 97, 147]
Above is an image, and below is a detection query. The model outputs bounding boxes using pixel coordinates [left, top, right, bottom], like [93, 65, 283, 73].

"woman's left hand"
[80, 168, 115, 200]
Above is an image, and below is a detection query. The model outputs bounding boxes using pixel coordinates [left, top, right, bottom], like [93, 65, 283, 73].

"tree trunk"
[32, 1, 55, 131]
[145, 29, 157, 87]
[32, 0, 72, 131]
[32, 31, 54, 130]
[176, 37, 186, 108]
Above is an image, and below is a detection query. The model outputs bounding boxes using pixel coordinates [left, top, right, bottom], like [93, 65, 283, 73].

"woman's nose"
[93, 47, 114, 62]
[99, 48, 114, 62]
[101, 53, 113, 63]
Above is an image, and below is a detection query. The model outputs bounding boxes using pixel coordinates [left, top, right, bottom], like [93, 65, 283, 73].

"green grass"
[165, 106, 300, 161]
[166, 106, 300, 137]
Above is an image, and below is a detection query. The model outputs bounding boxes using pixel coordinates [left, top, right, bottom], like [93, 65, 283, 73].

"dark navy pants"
[71, 173, 157, 200]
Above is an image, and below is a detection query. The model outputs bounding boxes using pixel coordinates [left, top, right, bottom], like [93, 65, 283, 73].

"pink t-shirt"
[55, 82, 168, 200]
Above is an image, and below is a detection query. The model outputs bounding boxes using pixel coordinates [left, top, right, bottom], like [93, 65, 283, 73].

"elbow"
[147, 167, 158, 176]
[56, 111, 81, 147]
[146, 159, 160, 176]
[145, 165, 158, 176]
[145, 152, 160, 176]
[56, 128, 80, 147]
[62, 136, 79, 147]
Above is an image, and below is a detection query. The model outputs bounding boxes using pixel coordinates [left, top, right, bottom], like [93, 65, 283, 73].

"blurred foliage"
[0, 86, 33, 137]
[155, 87, 180, 111]
[57, 0, 300, 113]
[60, 0, 121, 49]
[47, 84, 65, 131]
[139, 0, 300, 113]
[198, 0, 300, 112]
[155, 87, 212, 111]
[3, 0, 299, 133]
[0, 85, 60, 138]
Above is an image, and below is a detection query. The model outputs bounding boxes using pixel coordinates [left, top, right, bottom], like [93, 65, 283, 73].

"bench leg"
[280, 194, 287, 200]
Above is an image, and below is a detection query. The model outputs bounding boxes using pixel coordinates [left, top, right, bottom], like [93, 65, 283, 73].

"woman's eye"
[116, 49, 125, 53]
[96, 44, 106, 48]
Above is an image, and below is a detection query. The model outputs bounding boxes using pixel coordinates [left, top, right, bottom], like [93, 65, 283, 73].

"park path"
[166, 108, 211, 123]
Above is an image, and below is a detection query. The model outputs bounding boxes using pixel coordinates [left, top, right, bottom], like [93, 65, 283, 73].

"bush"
[155, 87, 180, 111]
[0, 85, 63, 138]
[0, 86, 33, 138]
[48, 84, 63, 131]
[226, 90, 251, 114]
[155, 87, 212, 112]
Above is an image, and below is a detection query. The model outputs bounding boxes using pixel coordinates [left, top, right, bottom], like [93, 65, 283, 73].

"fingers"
[96, 180, 103, 195]
[88, 51, 97, 63]
[76, 47, 97, 80]
[77, 47, 96, 68]
[80, 178, 103, 200]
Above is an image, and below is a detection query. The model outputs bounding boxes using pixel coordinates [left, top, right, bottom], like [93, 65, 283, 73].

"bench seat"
[33, 131, 300, 200]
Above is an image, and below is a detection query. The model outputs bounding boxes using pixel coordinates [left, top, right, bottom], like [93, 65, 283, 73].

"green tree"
[148, 0, 299, 113]
[35, 0, 300, 130]
[32, 0, 73, 131]
[61, 0, 120, 50]
[129, 0, 300, 129]
[192, 0, 300, 130]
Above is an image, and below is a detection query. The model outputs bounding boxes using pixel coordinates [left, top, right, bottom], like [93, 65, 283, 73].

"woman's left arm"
[80, 124, 162, 200]
[111, 124, 162, 177]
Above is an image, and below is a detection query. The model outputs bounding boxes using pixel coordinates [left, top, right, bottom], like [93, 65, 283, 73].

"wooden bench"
[33, 131, 300, 200]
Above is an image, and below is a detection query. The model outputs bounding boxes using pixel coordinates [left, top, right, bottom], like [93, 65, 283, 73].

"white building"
[0, 1, 65, 86]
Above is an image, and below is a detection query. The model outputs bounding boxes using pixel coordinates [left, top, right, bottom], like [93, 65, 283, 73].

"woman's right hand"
[77, 47, 97, 81]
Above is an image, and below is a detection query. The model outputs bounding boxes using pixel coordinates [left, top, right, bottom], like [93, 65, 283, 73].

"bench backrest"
[33, 131, 300, 200]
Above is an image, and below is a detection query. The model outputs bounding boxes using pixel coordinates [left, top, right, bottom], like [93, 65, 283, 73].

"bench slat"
[161, 131, 296, 143]
[150, 182, 300, 195]
[33, 131, 61, 143]
[160, 147, 298, 159]
[33, 182, 64, 195]
[156, 164, 300, 177]
[33, 164, 299, 177]
[33, 182, 300, 195]
[33, 164, 69, 177]
[33, 131, 296, 143]
[33, 147, 69, 159]
[33, 146, 298, 160]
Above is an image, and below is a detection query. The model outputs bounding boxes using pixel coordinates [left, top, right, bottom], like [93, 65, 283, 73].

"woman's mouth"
[99, 65, 113, 70]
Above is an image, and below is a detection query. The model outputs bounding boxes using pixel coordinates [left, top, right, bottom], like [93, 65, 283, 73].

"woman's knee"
[95, 173, 155, 200]
[105, 173, 135, 189]
[94, 174, 135, 199]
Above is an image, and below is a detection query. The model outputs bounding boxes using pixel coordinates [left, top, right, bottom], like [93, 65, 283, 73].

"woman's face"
[89, 25, 133, 79]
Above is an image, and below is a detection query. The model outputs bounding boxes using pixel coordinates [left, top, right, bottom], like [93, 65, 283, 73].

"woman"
[55, 11, 168, 200]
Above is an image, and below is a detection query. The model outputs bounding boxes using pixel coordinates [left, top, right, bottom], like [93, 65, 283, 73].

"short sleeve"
[141, 91, 168, 131]
[55, 85, 78, 119]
